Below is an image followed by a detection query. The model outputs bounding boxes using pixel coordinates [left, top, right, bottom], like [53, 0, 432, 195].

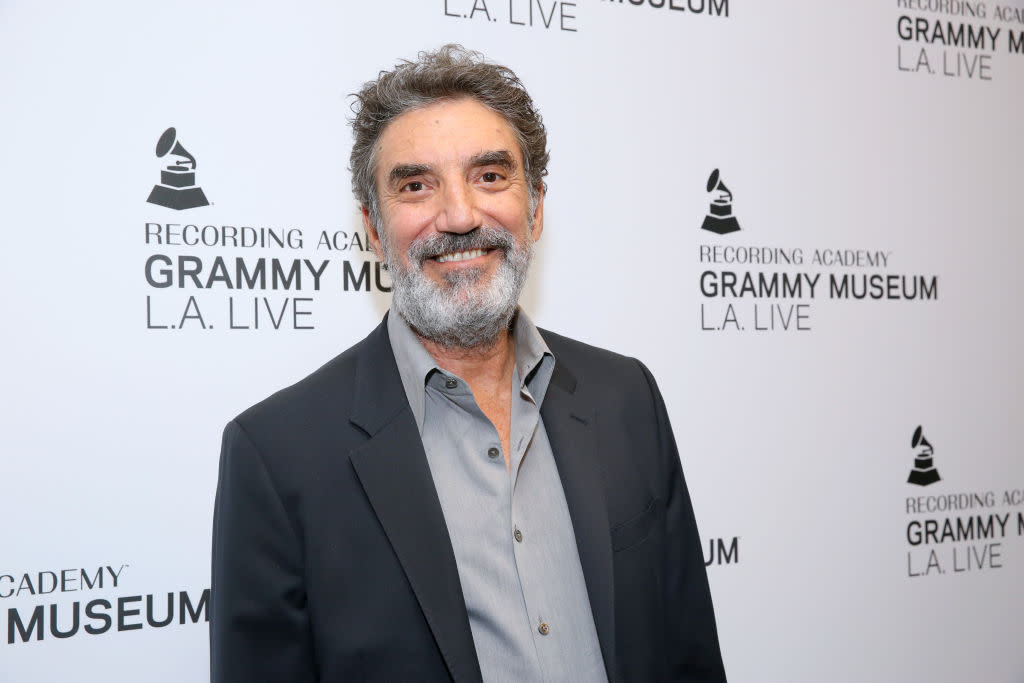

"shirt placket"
[434, 371, 547, 682]
[510, 368, 557, 677]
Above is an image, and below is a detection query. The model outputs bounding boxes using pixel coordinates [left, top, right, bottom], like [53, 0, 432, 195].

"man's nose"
[436, 181, 479, 234]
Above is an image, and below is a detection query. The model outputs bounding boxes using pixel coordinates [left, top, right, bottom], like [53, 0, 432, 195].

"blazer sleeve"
[636, 360, 727, 682]
[211, 419, 317, 683]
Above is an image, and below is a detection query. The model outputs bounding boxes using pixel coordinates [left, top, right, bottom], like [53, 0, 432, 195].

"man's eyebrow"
[469, 150, 517, 171]
[387, 163, 431, 186]
[386, 151, 516, 187]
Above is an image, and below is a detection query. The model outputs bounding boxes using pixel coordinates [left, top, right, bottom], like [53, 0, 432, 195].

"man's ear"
[530, 186, 545, 242]
[362, 206, 385, 261]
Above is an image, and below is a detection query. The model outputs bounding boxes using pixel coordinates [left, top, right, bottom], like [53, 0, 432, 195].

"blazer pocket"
[610, 498, 658, 552]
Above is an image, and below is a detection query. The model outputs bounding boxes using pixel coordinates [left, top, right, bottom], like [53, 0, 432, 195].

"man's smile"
[432, 247, 494, 264]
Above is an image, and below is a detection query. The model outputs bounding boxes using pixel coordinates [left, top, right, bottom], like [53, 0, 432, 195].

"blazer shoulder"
[538, 327, 649, 390]
[231, 321, 387, 444]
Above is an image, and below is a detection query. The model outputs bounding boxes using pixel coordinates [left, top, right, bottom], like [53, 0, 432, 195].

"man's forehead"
[375, 98, 523, 172]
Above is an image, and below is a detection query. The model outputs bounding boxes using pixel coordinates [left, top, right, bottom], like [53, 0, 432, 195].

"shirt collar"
[510, 309, 554, 404]
[387, 308, 555, 434]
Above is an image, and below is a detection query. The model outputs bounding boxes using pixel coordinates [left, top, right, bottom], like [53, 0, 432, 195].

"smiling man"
[211, 45, 726, 683]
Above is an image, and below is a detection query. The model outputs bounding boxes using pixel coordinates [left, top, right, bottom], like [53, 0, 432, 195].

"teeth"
[436, 249, 486, 263]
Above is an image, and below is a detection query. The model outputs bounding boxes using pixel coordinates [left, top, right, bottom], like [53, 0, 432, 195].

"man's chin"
[441, 272, 494, 293]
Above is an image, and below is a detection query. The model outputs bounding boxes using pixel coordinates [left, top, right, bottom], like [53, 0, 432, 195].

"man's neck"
[418, 327, 518, 471]
[417, 329, 516, 396]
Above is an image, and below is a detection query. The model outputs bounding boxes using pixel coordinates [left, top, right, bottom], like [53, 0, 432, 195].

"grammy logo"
[907, 426, 941, 486]
[146, 127, 210, 210]
[700, 169, 741, 235]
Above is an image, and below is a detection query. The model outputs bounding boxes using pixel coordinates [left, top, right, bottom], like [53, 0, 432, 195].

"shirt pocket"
[610, 498, 658, 552]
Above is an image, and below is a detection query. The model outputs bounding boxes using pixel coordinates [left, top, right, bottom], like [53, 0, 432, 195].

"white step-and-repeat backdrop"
[2, 1, 1022, 681]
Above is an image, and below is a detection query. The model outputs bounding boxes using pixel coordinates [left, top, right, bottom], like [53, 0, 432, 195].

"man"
[211, 45, 726, 682]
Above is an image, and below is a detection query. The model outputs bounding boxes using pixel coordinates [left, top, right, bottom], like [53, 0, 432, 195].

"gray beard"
[379, 225, 534, 349]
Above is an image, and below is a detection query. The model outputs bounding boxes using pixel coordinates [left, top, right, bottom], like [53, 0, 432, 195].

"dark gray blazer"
[211, 316, 726, 682]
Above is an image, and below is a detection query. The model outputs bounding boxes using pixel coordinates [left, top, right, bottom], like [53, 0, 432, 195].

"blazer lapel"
[348, 318, 482, 683]
[541, 359, 617, 681]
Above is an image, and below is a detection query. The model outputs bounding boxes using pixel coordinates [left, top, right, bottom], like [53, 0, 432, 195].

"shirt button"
[445, 377, 458, 389]
[514, 528, 523, 543]
[487, 447, 500, 459]
[538, 622, 550, 636]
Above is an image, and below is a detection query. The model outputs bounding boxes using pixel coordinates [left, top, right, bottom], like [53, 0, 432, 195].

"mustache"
[408, 226, 516, 264]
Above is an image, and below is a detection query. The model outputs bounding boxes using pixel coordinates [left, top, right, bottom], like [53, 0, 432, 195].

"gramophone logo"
[907, 425, 941, 486]
[146, 127, 210, 210]
[700, 168, 741, 235]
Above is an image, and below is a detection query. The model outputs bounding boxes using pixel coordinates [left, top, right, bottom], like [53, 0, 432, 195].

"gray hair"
[349, 44, 549, 229]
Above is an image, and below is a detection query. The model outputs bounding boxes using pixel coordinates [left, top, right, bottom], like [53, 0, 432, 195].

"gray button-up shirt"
[388, 310, 607, 683]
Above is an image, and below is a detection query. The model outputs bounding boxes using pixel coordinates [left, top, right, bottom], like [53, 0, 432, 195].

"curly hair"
[349, 44, 549, 228]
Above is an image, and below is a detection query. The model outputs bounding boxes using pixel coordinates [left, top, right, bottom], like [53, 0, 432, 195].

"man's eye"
[481, 172, 499, 183]
[403, 181, 424, 192]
